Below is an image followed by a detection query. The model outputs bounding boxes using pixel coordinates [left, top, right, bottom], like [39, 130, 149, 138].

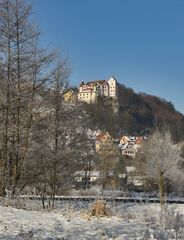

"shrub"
[89, 200, 112, 217]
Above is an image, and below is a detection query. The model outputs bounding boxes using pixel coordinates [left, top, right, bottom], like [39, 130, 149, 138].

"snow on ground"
[0, 201, 184, 239]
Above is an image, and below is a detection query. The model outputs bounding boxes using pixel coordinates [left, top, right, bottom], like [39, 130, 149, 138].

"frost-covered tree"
[143, 129, 182, 206]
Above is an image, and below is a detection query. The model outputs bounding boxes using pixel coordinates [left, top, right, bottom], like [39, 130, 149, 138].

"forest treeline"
[85, 83, 184, 142]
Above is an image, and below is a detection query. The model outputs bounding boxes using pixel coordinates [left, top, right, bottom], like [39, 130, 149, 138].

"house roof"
[120, 136, 130, 144]
[79, 77, 118, 87]
[96, 132, 111, 141]
[110, 76, 117, 81]
[135, 137, 143, 145]
[96, 133, 107, 141]
[64, 89, 74, 94]
[119, 142, 129, 150]
[79, 81, 85, 87]
[86, 80, 106, 85]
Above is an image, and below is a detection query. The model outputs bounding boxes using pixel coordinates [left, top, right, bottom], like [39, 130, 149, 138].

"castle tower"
[108, 76, 118, 98]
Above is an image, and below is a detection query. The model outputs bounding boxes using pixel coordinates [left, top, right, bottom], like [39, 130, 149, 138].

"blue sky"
[32, 0, 184, 113]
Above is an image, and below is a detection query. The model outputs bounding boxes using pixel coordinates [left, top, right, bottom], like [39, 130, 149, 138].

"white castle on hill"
[78, 76, 118, 104]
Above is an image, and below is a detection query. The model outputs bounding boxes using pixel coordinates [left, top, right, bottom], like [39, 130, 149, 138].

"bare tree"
[45, 60, 69, 206]
[0, 0, 98, 204]
[0, 0, 57, 197]
[22, 61, 93, 207]
[96, 144, 119, 195]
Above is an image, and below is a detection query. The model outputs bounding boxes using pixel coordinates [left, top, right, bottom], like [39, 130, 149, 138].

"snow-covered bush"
[133, 207, 184, 240]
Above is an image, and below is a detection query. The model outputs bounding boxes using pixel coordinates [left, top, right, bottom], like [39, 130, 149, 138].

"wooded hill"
[84, 83, 184, 142]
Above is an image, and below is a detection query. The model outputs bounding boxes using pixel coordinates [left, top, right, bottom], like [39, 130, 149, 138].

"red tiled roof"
[96, 132, 108, 141]
[135, 137, 143, 145]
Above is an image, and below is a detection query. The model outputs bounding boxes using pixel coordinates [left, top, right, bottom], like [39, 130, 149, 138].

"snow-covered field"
[0, 200, 184, 239]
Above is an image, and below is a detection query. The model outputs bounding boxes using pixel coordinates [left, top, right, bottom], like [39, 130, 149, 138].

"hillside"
[84, 83, 184, 141]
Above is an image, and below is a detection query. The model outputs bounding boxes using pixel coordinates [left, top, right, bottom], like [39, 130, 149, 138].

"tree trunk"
[159, 170, 165, 209]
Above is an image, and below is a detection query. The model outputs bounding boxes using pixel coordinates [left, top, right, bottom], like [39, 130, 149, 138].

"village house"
[95, 132, 114, 152]
[119, 136, 143, 158]
[121, 143, 137, 158]
[75, 170, 101, 185]
[78, 76, 118, 104]
[63, 89, 77, 102]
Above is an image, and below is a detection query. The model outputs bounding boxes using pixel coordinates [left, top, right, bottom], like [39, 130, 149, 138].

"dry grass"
[89, 200, 112, 217]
